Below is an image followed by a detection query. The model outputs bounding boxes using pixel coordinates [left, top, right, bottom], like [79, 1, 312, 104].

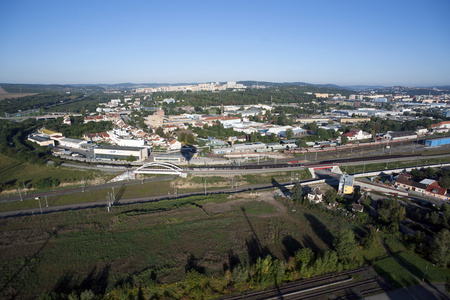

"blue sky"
[0, 0, 449, 86]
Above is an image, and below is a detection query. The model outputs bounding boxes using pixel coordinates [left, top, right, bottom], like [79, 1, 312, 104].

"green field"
[382, 234, 450, 283]
[0, 154, 106, 193]
[0, 192, 386, 299]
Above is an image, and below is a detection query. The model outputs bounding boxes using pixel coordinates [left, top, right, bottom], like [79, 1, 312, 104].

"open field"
[0, 86, 37, 100]
[0, 191, 385, 299]
[0, 154, 108, 196]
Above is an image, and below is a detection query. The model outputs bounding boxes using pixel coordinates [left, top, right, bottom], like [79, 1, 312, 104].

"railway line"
[185, 154, 421, 171]
[221, 266, 389, 300]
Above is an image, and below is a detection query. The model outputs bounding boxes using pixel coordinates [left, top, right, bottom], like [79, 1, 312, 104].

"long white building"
[94, 145, 149, 161]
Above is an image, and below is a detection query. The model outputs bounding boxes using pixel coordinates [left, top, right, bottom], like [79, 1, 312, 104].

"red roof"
[426, 182, 447, 195]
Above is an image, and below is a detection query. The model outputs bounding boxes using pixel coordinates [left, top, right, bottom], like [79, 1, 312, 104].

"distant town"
[20, 81, 450, 166]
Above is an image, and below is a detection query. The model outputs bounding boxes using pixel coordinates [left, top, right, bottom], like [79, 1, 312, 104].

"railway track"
[221, 266, 380, 300]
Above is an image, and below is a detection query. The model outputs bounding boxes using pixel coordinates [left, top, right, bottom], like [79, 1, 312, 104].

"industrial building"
[58, 138, 88, 149]
[27, 135, 55, 147]
[425, 137, 450, 147]
[212, 142, 267, 155]
[94, 145, 149, 161]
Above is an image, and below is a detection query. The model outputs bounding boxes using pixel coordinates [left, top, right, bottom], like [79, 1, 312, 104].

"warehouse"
[94, 145, 149, 161]
[58, 137, 88, 149]
[425, 137, 450, 147]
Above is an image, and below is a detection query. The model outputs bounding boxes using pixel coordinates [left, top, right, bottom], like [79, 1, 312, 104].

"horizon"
[1, 1, 449, 86]
[1, 81, 449, 89]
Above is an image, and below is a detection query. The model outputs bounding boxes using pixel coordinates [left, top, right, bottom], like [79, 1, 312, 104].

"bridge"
[134, 162, 187, 178]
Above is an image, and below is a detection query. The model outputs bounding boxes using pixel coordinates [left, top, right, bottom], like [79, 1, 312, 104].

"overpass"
[134, 162, 187, 178]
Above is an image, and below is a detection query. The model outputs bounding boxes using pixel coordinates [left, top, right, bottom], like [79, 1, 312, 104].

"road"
[0, 178, 312, 218]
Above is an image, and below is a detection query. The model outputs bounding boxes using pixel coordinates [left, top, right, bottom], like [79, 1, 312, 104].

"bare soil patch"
[0, 86, 37, 100]
[203, 191, 286, 216]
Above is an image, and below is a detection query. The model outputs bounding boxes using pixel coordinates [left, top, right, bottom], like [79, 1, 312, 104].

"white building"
[383, 131, 418, 140]
[94, 145, 149, 161]
[58, 138, 88, 149]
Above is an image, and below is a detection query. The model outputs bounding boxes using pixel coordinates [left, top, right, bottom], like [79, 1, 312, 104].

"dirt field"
[0, 86, 37, 100]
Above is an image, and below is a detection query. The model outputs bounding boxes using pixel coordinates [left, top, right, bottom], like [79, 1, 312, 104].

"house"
[307, 188, 324, 204]
[83, 132, 110, 142]
[341, 129, 372, 141]
[167, 138, 182, 150]
[430, 121, 450, 133]
[394, 174, 427, 193]
[415, 126, 428, 136]
[425, 182, 448, 200]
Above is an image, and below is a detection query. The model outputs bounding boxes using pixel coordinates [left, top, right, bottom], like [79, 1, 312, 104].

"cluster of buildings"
[395, 174, 448, 201]
[135, 81, 246, 93]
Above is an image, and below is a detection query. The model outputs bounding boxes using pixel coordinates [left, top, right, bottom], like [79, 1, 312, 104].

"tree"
[291, 183, 303, 202]
[324, 189, 337, 204]
[439, 175, 450, 189]
[285, 128, 294, 139]
[361, 228, 378, 249]
[334, 229, 357, 259]
[341, 135, 348, 145]
[430, 229, 450, 267]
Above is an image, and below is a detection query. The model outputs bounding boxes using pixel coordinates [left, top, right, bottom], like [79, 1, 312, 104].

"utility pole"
[18, 188, 23, 201]
[35, 197, 42, 214]
[112, 187, 115, 203]
[82, 176, 85, 192]
[204, 179, 206, 196]
[45, 195, 48, 208]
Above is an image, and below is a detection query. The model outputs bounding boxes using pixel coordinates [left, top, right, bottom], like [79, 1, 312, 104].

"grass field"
[0, 154, 107, 194]
[0, 192, 386, 299]
[382, 234, 450, 283]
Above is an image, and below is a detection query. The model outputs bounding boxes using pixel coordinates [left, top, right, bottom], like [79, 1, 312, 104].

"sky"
[0, 0, 449, 86]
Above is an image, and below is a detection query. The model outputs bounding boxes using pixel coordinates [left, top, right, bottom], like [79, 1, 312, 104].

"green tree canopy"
[333, 229, 357, 259]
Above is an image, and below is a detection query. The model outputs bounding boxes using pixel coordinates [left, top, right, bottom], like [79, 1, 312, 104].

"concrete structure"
[94, 145, 149, 162]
